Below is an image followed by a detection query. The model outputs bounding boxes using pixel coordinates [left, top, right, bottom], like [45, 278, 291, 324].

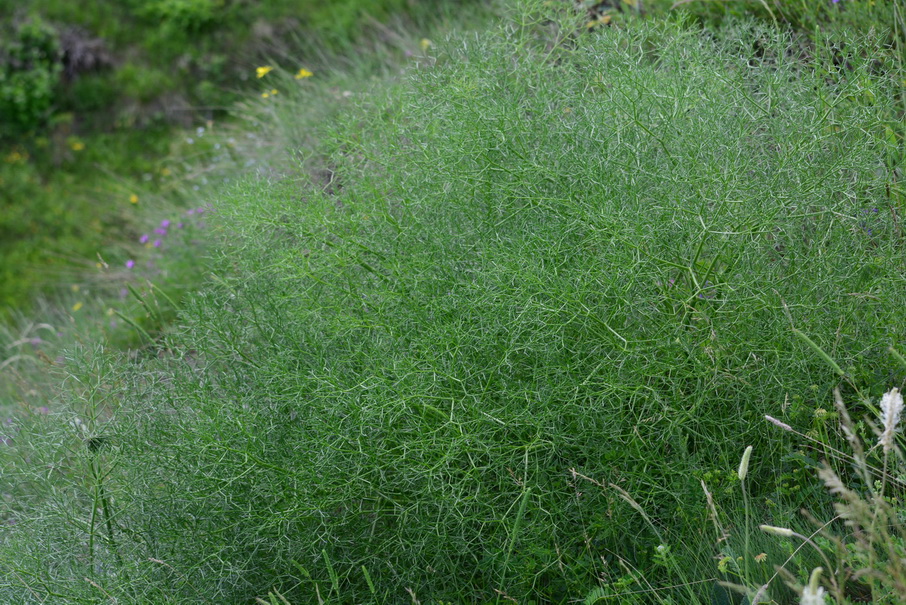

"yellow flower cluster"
[258, 66, 313, 97]
[4, 150, 28, 164]
[586, 14, 611, 29]
[258, 66, 314, 79]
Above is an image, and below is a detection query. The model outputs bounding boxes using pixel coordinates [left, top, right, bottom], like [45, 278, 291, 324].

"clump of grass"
[691, 340, 906, 603]
[753, 375, 906, 603]
[664, 0, 902, 41]
[1, 0, 903, 602]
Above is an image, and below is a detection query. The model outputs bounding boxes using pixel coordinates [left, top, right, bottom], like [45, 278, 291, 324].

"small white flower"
[801, 567, 826, 605]
[879, 388, 903, 453]
[800, 584, 826, 605]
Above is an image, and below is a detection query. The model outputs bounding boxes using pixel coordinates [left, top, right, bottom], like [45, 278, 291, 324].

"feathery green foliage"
[1, 1, 903, 602]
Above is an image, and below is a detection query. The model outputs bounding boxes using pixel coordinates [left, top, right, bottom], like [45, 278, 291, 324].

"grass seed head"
[738, 445, 753, 482]
[760, 524, 794, 538]
[879, 388, 903, 453]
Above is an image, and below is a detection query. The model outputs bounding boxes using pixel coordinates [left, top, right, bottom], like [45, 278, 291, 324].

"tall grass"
[1, 1, 903, 602]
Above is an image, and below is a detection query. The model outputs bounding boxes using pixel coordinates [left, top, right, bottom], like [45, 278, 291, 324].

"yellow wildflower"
[4, 150, 27, 164]
[160, 167, 171, 177]
[420, 38, 432, 52]
[295, 68, 313, 79]
[256, 66, 274, 78]
[586, 14, 612, 29]
[69, 140, 85, 151]
[129, 194, 139, 204]
[270, 89, 278, 95]
[72, 302, 83, 312]
[261, 92, 270, 98]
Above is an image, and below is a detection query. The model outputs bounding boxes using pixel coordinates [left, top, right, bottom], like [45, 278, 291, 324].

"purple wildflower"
[139, 234, 149, 244]
[154, 227, 167, 235]
[37, 406, 49, 415]
[126, 260, 135, 269]
[153, 239, 162, 248]
[177, 222, 184, 229]
[187, 209, 196, 215]
[161, 219, 171, 228]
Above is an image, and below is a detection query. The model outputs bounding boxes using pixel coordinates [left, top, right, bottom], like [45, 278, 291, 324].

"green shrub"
[114, 63, 176, 103]
[1, 2, 902, 603]
[0, 18, 62, 138]
[658, 0, 901, 39]
[62, 72, 118, 113]
[133, 0, 224, 34]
